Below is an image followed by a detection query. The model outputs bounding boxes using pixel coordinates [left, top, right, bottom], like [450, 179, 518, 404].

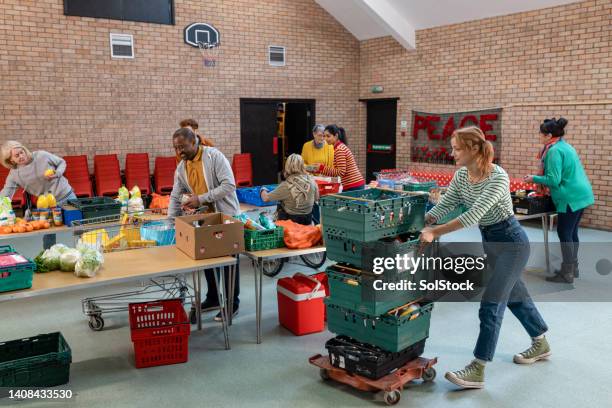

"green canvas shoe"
[445, 360, 485, 389]
[514, 336, 551, 364]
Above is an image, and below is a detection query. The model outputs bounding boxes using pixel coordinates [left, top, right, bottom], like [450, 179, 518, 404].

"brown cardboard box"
[175, 213, 245, 260]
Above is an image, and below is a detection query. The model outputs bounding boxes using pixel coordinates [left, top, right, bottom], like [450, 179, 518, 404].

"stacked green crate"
[321, 188, 434, 353]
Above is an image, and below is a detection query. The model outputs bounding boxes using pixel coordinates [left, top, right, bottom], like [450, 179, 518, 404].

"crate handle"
[293, 273, 322, 300]
[326, 194, 376, 203]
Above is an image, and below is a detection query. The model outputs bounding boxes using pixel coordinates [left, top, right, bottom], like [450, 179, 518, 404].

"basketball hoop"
[197, 41, 221, 68]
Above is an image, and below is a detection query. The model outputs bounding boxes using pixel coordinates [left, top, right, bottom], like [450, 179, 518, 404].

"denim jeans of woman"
[474, 217, 548, 361]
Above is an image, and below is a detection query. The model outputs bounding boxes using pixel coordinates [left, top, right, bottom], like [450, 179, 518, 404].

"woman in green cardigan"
[525, 118, 594, 283]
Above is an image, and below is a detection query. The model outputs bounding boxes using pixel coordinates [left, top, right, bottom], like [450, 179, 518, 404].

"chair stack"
[94, 154, 122, 197]
[153, 156, 176, 195]
[319, 188, 434, 380]
[63, 155, 93, 198]
[125, 153, 151, 195]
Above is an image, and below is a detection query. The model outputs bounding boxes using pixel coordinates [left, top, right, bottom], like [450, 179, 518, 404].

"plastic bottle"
[258, 213, 276, 230]
[7, 210, 16, 225]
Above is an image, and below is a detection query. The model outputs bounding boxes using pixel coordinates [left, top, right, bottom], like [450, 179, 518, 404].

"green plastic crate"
[244, 227, 285, 251]
[0, 332, 71, 387]
[68, 196, 121, 220]
[326, 264, 426, 316]
[403, 181, 437, 192]
[0, 245, 35, 293]
[321, 189, 427, 241]
[326, 301, 433, 352]
[433, 204, 467, 225]
[325, 232, 420, 271]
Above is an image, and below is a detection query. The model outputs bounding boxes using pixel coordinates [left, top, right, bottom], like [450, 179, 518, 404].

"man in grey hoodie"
[169, 127, 241, 322]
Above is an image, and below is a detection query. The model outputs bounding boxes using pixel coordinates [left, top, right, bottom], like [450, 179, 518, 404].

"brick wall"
[0, 0, 360, 170]
[358, 0, 611, 230]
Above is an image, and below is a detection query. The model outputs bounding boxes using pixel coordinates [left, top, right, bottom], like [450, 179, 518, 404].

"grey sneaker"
[514, 336, 551, 364]
[445, 360, 485, 389]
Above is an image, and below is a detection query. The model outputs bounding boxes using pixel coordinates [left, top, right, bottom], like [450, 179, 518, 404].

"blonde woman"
[421, 127, 549, 389]
[0, 141, 75, 206]
[260, 154, 319, 225]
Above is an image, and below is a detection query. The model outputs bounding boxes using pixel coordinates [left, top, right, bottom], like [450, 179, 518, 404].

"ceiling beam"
[355, 0, 416, 49]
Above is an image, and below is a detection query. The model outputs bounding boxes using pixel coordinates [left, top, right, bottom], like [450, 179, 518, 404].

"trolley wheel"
[319, 368, 330, 381]
[88, 315, 104, 331]
[383, 390, 401, 406]
[422, 367, 436, 382]
[300, 251, 327, 269]
[262, 259, 285, 277]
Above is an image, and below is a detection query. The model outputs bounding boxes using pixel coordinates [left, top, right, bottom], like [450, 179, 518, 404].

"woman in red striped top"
[316, 125, 365, 191]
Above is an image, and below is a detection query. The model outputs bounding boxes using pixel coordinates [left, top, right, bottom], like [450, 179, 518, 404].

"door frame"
[362, 97, 400, 181]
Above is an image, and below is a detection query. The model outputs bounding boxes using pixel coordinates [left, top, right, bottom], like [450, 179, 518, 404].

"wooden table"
[242, 246, 326, 344]
[0, 246, 237, 349]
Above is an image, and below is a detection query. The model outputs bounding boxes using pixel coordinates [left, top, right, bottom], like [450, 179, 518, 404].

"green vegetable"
[34, 251, 50, 273]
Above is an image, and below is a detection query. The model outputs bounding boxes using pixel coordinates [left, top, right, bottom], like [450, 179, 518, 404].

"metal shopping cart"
[72, 211, 193, 331]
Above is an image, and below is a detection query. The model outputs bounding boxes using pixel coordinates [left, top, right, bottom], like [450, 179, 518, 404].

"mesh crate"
[432, 204, 467, 225]
[315, 180, 341, 196]
[68, 197, 121, 219]
[140, 221, 176, 246]
[0, 245, 35, 293]
[0, 332, 71, 387]
[403, 180, 437, 192]
[128, 299, 190, 368]
[244, 227, 285, 251]
[235, 185, 278, 207]
[326, 301, 433, 353]
[320, 189, 427, 242]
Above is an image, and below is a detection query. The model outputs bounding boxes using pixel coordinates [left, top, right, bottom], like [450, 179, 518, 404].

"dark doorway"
[365, 98, 398, 182]
[240, 99, 315, 185]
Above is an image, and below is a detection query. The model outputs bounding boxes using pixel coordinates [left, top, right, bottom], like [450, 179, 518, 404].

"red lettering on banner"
[442, 117, 456, 139]
[460, 115, 478, 127]
[479, 114, 498, 141]
[426, 116, 441, 139]
[413, 115, 427, 139]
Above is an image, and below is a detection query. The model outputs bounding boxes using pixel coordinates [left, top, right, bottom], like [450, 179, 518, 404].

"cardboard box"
[175, 213, 244, 260]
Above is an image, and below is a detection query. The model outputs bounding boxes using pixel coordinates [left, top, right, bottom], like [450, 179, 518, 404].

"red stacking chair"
[0, 166, 26, 209]
[94, 154, 121, 197]
[154, 156, 176, 195]
[63, 155, 94, 198]
[125, 153, 151, 195]
[232, 153, 253, 188]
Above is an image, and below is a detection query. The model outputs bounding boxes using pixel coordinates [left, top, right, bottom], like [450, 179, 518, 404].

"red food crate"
[277, 273, 326, 336]
[315, 180, 341, 196]
[128, 299, 190, 368]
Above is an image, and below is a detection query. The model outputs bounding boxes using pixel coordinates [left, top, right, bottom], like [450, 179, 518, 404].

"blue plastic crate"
[236, 185, 278, 207]
[140, 222, 176, 246]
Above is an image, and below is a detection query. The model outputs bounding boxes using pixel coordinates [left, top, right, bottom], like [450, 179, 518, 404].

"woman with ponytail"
[314, 124, 365, 191]
[525, 117, 593, 283]
[421, 127, 550, 389]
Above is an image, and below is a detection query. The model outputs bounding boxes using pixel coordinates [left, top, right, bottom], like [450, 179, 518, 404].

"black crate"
[325, 335, 426, 380]
[68, 197, 121, 219]
[511, 192, 555, 215]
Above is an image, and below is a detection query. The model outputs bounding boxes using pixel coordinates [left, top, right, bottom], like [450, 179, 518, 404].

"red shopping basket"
[316, 180, 341, 196]
[128, 299, 190, 368]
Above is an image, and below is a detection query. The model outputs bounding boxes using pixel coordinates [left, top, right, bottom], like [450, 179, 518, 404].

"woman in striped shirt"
[421, 127, 550, 389]
[315, 125, 365, 191]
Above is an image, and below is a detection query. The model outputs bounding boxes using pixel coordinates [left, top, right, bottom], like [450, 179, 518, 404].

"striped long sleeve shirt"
[427, 165, 514, 227]
[318, 142, 365, 190]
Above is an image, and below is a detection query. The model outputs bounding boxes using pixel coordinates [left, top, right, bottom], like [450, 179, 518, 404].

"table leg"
[543, 215, 550, 274]
[193, 270, 202, 331]
[254, 258, 263, 344]
[227, 256, 237, 326]
[213, 267, 230, 350]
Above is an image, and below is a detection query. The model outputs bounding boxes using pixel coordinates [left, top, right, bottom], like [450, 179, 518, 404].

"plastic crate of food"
[0, 332, 71, 387]
[511, 192, 555, 215]
[128, 299, 190, 368]
[430, 204, 467, 225]
[403, 180, 437, 192]
[235, 185, 278, 207]
[68, 197, 121, 219]
[324, 232, 420, 271]
[0, 245, 35, 293]
[244, 227, 285, 251]
[320, 189, 427, 242]
[326, 335, 426, 380]
[325, 263, 426, 316]
[326, 301, 433, 352]
[315, 180, 341, 196]
[140, 221, 176, 246]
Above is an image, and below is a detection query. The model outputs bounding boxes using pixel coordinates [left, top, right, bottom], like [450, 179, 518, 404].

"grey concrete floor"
[1, 224, 611, 408]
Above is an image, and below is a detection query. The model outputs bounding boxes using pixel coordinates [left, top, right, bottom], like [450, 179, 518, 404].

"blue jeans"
[557, 205, 584, 265]
[474, 217, 548, 361]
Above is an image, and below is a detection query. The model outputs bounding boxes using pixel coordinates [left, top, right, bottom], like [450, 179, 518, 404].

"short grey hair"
[312, 124, 325, 134]
[283, 154, 307, 177]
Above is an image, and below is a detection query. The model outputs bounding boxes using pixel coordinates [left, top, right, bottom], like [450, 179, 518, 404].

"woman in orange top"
[315, 125, 365, 191]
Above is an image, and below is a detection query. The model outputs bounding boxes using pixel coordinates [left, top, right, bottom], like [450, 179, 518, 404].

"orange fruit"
[16, 226, 26, 233]
[1, 226, 12, 234]
[25, 224, 34, 232]
[42, 222, 50, 229]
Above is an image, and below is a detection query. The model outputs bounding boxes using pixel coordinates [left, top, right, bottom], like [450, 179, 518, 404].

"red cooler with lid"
[277, 273, 326, 335]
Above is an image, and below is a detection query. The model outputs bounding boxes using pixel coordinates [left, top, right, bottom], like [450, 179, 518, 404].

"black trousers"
[204, 256, 240, 306]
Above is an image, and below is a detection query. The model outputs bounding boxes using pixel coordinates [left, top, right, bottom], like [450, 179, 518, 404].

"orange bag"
[275, 220, 322, 249]
[150, 193, 170, 214]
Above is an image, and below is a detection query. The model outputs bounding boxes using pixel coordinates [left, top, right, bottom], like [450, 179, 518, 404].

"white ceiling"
[315, 0, 582, 48]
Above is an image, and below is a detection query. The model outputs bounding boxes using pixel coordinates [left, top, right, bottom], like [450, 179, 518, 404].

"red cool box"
[277, 273, 327, 336]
